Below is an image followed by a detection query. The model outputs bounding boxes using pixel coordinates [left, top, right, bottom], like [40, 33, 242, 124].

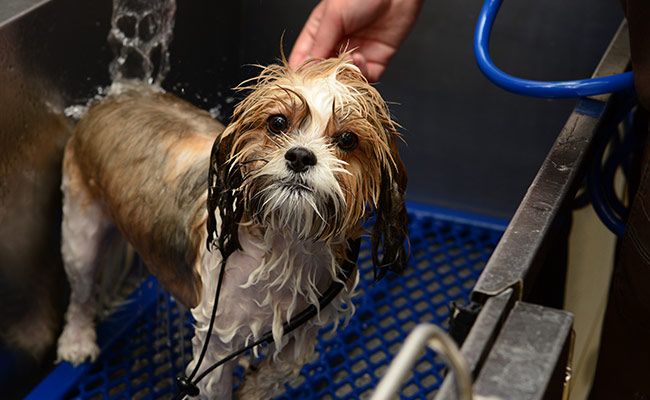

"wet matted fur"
[56, 54, 408, 399]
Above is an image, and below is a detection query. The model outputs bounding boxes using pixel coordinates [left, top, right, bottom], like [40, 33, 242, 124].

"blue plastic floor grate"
[27, 206, 504, 399]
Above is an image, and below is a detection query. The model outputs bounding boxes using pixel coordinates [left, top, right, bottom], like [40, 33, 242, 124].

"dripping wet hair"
[206, 133, 243, 260]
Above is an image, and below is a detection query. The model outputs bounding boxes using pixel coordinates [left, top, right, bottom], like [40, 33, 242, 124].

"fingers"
[289, 2, 326, 68]
[288, 32, 314, 69]
[289, 1, 346, 68]
[365, 61, 386, 83]
[308, 2, 345, 60]
[347, 37, 393, 82]
[351, 52, 370, 80]
[289, 0, 412, 82]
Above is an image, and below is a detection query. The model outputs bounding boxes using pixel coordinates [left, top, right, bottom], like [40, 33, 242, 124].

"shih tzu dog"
[56, 54, 408, 399]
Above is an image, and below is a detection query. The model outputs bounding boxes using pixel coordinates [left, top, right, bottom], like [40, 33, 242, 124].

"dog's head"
[208, 54, 408, 278]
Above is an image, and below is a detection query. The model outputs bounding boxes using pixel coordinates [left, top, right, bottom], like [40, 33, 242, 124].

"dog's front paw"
[56, 324, 100, 366]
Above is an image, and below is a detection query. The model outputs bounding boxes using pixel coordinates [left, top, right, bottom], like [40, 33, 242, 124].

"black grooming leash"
[173, 238, 360, 399]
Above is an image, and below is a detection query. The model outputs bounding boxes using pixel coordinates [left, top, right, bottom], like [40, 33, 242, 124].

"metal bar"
[0, 0, 49, 27]
[472, 107, 602, 300]
[471, 20, 631, 302]
[435, 289, 515, 400]
[372, 324, 472, 400]
[472, 302, 573, 400]
[589, 21, 632, 102]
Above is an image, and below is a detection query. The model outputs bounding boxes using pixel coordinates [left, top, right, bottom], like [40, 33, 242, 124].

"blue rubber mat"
[26, 205, 505, 399]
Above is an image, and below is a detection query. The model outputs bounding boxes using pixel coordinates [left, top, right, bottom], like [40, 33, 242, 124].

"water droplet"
[108, 0, 176, 84]
[209, 104, 223, 119]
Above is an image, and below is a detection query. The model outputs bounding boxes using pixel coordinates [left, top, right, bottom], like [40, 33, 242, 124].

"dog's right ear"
[207, 131, 244, 260]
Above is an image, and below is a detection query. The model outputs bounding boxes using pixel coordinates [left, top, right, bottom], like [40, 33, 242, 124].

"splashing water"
[64, 0, 176, 119]
[61, 0, 179, 323]
[108, 0, 176, 85]
[63, 85, 106, 119]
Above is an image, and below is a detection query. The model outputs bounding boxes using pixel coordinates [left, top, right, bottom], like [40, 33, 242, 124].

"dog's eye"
[267, 114, 289, 135]
[335, 131, 359, 151]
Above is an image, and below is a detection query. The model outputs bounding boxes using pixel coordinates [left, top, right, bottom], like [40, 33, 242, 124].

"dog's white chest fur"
[188, 221, 354, 399]
[195, 223, 344, 349]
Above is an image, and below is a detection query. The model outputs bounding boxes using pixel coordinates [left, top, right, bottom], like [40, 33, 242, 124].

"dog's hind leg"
[56, 145, 110, 365]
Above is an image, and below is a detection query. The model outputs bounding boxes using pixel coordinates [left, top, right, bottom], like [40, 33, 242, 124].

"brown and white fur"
[56, 55, 408, 399]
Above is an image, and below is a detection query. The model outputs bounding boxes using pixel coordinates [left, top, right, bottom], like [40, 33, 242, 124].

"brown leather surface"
[591, 135, 650, 399]
[590, 3, 650, 396]
[623, 0, 650, 110]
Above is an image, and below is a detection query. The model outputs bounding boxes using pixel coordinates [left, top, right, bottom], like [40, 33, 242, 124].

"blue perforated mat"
[27, 204, 505, 400]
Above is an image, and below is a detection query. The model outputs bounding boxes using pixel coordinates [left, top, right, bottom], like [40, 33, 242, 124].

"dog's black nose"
[285, 147, 317, 173]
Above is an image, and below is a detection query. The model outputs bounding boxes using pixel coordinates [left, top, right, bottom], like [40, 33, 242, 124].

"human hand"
[289, 0, 423, 82]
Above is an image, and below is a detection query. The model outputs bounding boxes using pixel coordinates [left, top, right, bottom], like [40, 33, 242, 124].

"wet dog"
[56, 54, 407, 398]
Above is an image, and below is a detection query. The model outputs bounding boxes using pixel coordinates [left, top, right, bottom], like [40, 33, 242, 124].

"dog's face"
[208, 56, 408, 277]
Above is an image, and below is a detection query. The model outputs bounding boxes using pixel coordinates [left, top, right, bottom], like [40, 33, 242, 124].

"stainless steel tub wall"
[0, 0, 107, 372]
[0, 1, 240, 397]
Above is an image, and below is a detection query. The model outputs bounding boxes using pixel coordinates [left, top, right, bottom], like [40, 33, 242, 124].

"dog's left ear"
[371, 131, 409, 281]
[207, 130, 244, 259]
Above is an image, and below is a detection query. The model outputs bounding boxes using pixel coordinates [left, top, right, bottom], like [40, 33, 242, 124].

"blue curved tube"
[475, 0, 634, 98]
[588, 155, 626, 237]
